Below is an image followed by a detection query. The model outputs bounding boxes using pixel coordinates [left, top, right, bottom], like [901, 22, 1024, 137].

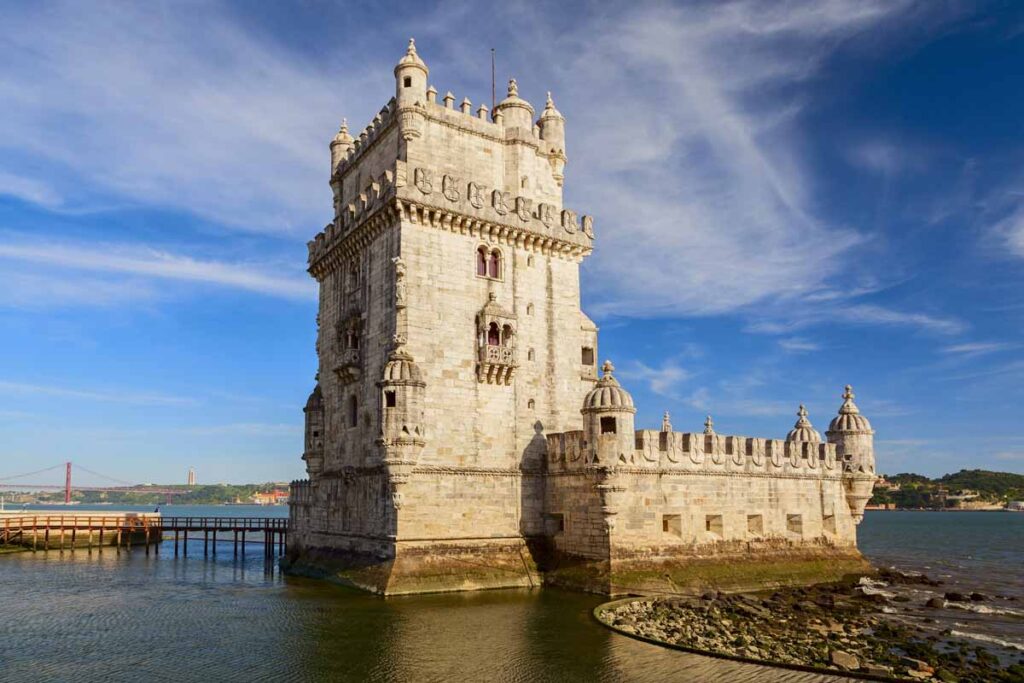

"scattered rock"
[862, 663, 893, 676]
[943, 592, 968, 602]
[926, 597, 946, 609]
[830, 649, 859, 670]
[901, 657, 935, 673]
[969, 592, 987, 602]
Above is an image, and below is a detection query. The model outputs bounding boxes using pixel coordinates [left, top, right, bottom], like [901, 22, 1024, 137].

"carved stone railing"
[334, 348, 362, 384]
[477, 345, 516, 385]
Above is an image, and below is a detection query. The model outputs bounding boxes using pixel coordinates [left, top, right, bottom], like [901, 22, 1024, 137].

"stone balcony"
[477, 345, 516, 385]
[333, 348, 362, 384]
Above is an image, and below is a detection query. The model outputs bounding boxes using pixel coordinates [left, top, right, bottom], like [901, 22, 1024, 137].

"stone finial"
[541, 91, 564, 120]
[396, 37, 428, 73]
[426, 85, 437, 103]
[602, 359, 615, 377]
[704, 415, 715, 435]
[460, 97, 472, 114]
[508, 78, 518, 97]
[787, 404, 821, 442]
[443, 91, 454, 109]
[662, 411, 673, 433]
[477, 103, 489, 120]
[840, 385, 859, 414]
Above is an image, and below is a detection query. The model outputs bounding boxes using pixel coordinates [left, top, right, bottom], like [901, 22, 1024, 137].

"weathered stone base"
[284, 538, 542, 595]
[544, 545, 873, 597]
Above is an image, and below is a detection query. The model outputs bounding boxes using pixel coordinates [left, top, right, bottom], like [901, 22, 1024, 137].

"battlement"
[546, 429, 840, 477]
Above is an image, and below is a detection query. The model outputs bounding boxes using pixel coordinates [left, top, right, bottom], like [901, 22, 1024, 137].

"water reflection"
[0, 545, 844, 682]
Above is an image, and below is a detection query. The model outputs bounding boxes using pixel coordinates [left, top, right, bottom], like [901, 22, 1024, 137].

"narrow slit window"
[384, 390, 396, 408]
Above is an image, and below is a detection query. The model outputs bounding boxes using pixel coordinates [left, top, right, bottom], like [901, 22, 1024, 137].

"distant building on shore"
[253, 490, 289, 506]
[187, 467, 196, 487]
[287, 39, 878, 597]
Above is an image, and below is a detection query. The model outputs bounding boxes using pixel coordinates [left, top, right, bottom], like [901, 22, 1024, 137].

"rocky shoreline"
[597, 571, 1024, 682]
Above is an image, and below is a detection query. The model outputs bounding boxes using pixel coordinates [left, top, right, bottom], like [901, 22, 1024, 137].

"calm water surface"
[1, 506, 1020, 682]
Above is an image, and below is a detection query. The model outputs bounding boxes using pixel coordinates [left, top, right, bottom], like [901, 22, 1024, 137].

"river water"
[0, 507, 1020, 682]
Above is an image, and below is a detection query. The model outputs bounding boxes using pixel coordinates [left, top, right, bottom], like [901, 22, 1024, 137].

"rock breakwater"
[597, 574, 1024, 682]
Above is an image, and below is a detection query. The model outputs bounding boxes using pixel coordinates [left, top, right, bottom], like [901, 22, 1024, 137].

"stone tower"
[289, 39, 598, 594]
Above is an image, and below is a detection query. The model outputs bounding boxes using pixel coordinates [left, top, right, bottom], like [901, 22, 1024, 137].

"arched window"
[487, 322, 500, 346]
[348, 395, 358, 428]
[476, 247, 488, 276]
[488, 250, 500, 278]
[528, 399, 536, 410]
[501, 324, 513, 347]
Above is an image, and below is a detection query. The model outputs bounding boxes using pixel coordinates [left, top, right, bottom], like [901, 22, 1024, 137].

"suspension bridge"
[0, 461, 189, 503]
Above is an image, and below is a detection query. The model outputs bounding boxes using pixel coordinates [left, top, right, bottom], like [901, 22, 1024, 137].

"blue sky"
[1, 1, 1023, 484]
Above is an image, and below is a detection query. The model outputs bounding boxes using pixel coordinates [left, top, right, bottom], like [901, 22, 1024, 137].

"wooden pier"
[0, 514, 287, 561]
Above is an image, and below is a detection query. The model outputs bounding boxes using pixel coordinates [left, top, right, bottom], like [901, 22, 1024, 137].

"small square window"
[545, 513, 565, 535]
[787, 514, 803, 536]
[662, 514, 682, 538]
[747, 514, 763, 536]
[600, 417, 616, 434]
[705, 514, 723, 538]
[823, 514, 837, 535]
[403, 76, 412, 88]
[384, 390, 396, 408]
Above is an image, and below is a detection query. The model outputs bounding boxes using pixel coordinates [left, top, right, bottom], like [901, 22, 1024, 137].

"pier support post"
[204, 530, 208, 557]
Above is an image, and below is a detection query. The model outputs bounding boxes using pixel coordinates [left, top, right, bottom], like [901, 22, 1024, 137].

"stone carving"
[442, 174, 460, 202]
[492, 189, 510, 216]
[515, 196, 532, 222]
[538, 203, 555, 228]
[393, 256, 406, 309]
[414, 167, 433, 194]
[561, 209, 578, 234]
[582, 215, 594, 238]
[468, 181, 485, 209]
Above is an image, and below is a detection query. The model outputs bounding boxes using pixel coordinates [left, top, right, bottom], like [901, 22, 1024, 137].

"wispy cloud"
[0, 240, 314, 301]
[778, 337, 821, 353]
[0, 380, 196, 406]
[0, 172, 62, 209]
[618, 360, 690, 398]
[941, 341, 1015, 356]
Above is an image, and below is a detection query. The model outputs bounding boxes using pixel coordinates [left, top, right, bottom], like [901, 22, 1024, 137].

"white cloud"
[832, 304, 965, 335]
[0, 240, 314, 301]
[0, 380, 195, 406]
[618, 360, 690, 398]
[778, 337, 820, 353]
[941, 342, 1014, 356]
[0, 172, 62, 208]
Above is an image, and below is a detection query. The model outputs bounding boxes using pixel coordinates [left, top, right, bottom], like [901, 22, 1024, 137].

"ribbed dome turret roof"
[332, 119, 353, 147]
[786, 404, 821, 443]
[539, 92, 564, 121]
[382, 345, 424, 384]
[394, 38, 428, 76]
[583, 361, 636, 413]
[827, 385, 873, 434]
[304, 384, 322, 411]
[494, 78, 535, 116]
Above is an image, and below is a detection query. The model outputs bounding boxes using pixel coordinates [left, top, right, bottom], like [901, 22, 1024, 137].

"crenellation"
[289, 39, 876, 597]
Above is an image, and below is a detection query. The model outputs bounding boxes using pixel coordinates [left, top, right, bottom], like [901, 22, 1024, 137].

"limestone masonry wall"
[288, 40, 877, 596]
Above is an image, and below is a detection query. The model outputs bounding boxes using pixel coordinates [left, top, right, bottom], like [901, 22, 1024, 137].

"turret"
[493, 79, 535, 131]
[377, 340, 426, 511]
[330, 119, 354, 175]
[538, 92, 567, 186]
[302, 384, 324, 477]
[394, 38, 428, 107]
[826, 385, 876, 524]
[394, 39, 429, 141]
[582, 360, 636, 465]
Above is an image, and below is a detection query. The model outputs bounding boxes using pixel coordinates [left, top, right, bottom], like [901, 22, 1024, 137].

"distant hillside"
[871, 469, 1023, 509]
[30, 483, 289, 506]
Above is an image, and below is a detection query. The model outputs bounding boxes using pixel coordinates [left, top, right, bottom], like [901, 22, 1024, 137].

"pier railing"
[0, 515, 287, 561]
